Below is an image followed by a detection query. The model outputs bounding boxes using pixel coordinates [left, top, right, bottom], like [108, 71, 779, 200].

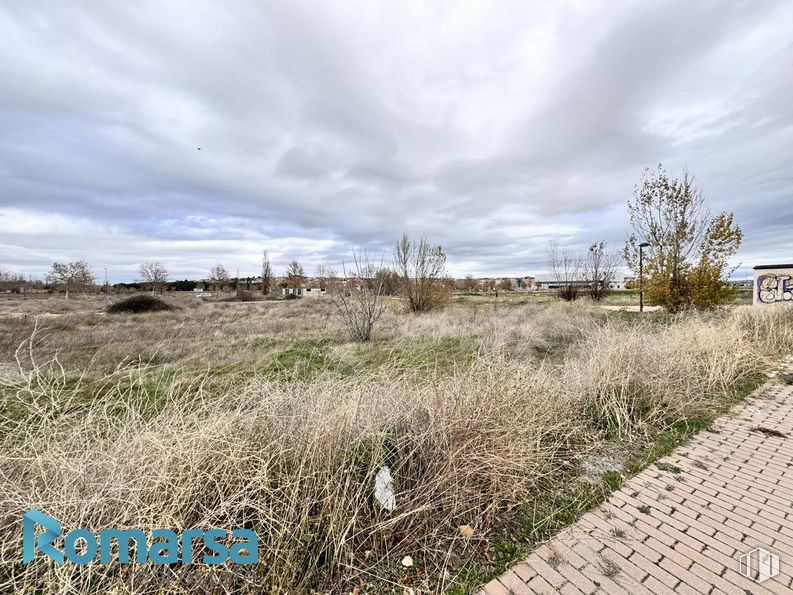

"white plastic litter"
[374, 465, 396, 511]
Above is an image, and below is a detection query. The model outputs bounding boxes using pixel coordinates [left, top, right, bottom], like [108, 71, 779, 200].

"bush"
[236, 290, 261, 302]
[284, 293, 300, 300]
[106, 295, 175, 314]
[394, 233, 450, 312]
[557, 284, 580, 301]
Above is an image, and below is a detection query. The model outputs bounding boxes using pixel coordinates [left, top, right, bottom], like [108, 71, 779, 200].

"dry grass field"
[1, 292, 790, 593]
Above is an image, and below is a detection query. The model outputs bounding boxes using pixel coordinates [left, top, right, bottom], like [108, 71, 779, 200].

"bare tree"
[462, 274, 477, 292]
[584, 242, 621, 300]
[138, 261, 169, 294]
[1, 269, 41, 293]
[327, 250, 388, 342]
[46, 260, 95, 298]
[209, 263, 230, 290]
[0, 267, 15, 292]
[285, 260, 305, 291]
[261, 250, 273, 295]
[394, 233, 449, 312]
[547, 240, 583, 301]
[71, 260, 95, 293]
[46, 262, 72, 298]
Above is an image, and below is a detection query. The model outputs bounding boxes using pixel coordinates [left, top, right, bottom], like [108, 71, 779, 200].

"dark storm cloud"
[1, 0, 792, 280]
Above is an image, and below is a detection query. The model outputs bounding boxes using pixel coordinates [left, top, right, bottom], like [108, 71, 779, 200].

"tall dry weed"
[1, 304, 791, 593]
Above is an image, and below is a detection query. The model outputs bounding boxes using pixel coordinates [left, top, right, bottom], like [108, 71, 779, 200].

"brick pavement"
[479, 382, 793, 594]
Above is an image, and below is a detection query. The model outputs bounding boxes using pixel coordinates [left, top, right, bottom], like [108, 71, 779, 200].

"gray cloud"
[1, 0, 792, 281]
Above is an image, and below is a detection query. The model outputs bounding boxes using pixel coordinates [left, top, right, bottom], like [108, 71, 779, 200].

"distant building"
[515, 276, 536, 290]
[279, 276, 328, 297]
[454, 276, 536, 291]
[533, 277, 579, 290]
[753, 264, 793, 306]
[281, 286, 326, 297]
[534, 276, 631, 290]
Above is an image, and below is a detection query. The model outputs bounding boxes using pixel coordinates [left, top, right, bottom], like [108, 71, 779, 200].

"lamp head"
[639, 242, 650, 248]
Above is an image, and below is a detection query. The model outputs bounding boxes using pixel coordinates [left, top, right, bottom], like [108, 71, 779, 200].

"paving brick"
[526, 557, 567, 589]
[558, 583, 581, 595]
[526, 574, 558, 594]
[511, 562, 535, 582]
[626, 548, 679, 588]
[478, 383, 793, 595]
[640, 575, 677, 595]
[655, 554, 712, 593]
[582, 563, 635, 595]
[497, 569, 534, 594]
[688, 560, 753, 595]
[548, 538, 589, 570]
[481, 577, 511, 595]
[559, 524, 654, 594]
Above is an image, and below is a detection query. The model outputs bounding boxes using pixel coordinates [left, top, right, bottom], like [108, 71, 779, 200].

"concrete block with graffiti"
[754, 264, 793, 305]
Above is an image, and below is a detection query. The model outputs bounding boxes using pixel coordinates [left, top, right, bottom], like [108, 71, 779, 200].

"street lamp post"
[639, 242, 650, 313]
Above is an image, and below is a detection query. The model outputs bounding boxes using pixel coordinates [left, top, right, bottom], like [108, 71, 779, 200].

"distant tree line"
[0, 267, 43, 293]
[7, 170, 740, 314]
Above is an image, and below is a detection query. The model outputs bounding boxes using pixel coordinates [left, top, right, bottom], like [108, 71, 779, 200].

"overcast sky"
[1, 1, 791, 282]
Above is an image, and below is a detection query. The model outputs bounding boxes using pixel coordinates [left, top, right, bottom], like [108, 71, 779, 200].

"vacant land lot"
[0, 293, 789, 593]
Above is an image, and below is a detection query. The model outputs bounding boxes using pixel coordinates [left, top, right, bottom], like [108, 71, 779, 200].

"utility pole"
[639, 242, 649, 312]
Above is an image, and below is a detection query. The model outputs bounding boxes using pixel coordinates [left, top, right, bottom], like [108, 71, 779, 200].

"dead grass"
[1, 297, 792, 593]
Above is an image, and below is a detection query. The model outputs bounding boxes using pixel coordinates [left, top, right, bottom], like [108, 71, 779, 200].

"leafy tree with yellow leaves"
[624, 165, 742, 312]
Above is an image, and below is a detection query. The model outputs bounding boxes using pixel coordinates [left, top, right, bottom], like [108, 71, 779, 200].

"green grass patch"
[516, 477, 611, 546]
[353, 336, 479, 376]
[601, 471, 624, 490]
[248, 335, 282, 350]
[655, 462, 681, 474]
[257, 343, 346, 381]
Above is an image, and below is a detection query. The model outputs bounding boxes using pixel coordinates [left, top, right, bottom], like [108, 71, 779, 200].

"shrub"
[327, 250, 388, 342]
[237, 289, 261, 302]
[284, 293, 300, 300]
[394, 233, 450, 312]
[106, 295, 175, 314]
[557, 284, 580, 301]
